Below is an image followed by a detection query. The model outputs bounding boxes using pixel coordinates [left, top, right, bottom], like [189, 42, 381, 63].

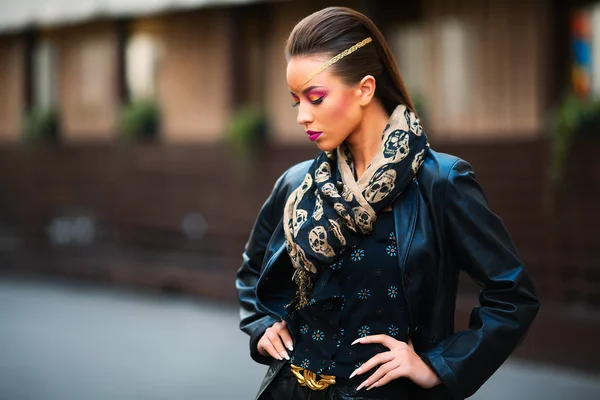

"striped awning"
[0, 0, 283, 32]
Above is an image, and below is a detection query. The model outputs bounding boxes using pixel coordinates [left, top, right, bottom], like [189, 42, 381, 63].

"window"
[34, 39, 58, 110]
[126, 33, 162, 101]
[391, 16, 473, 132]
[439, 17, 472, 124]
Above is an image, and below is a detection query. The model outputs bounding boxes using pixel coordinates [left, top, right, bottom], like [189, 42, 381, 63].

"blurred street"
[1, 275, 599, 400]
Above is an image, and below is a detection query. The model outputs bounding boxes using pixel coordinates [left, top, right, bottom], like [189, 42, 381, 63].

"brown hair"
[285, 6, 417, 117]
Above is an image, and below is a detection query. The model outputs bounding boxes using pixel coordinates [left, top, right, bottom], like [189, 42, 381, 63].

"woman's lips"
[306, 130, 323, 141]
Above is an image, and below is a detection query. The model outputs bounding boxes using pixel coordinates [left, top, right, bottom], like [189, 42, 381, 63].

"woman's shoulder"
[417, 148, 473, 187]
[416, 148, 478, 212]
[274, 159, 313, 191]
[266, 159, 314, 206]
[284, 159, 314, 180]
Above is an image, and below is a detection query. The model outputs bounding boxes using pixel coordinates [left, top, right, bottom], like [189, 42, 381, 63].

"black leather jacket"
[236, 149, 540, 400]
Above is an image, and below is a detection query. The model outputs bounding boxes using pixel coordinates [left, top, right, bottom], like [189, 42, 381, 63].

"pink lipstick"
[306, 130, 323, 141]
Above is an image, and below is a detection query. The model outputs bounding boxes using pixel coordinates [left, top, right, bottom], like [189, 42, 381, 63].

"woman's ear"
[357, 75, 377, 107]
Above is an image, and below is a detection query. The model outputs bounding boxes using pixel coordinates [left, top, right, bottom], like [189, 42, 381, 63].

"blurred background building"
[0, 0, 599, 387]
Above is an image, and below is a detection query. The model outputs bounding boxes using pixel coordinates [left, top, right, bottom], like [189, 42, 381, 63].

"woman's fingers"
[258, 339, 281, 360]
[349, 352, 395, 378]
[258, 321, 293, 360]
[352, 334, 404, 350]
[366, 365, 409, 390]
[266, 328, 290, 360]
[349, 336, 416, 390]
[356, 360, 401, 391]
[257, 332, 284, 360]
[276, 321, 294, 351]
[257, 330, 275, 358]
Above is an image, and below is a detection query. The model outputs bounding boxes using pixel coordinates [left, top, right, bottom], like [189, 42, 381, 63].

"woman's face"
[286, 55, 363, 151]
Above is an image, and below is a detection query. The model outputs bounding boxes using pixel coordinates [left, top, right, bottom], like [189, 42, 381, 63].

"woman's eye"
[311, 96, 325, 105]
[291, 96, 324, 107]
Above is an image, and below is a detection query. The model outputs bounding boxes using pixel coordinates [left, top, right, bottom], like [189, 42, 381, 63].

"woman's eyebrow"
[289, 86, 324, 95]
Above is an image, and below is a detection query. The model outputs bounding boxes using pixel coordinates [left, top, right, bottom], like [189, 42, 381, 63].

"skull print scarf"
[283, 104, 429, 309]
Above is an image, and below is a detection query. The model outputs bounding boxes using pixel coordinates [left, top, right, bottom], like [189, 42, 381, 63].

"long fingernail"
[349, 368, 361, 379]
[356, 380, 368, 391]
[286, 342, 294, 351]
[282, 353, 289, 360]
[351, 338, 361, 345]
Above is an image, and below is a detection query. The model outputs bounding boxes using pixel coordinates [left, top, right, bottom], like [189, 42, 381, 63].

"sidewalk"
[1, 275, 598, 400]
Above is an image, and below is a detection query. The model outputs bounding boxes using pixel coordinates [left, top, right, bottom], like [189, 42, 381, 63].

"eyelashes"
[292, 96, 325, 108]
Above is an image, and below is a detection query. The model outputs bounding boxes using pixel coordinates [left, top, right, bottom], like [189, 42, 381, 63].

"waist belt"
[290, 364, 336, 391]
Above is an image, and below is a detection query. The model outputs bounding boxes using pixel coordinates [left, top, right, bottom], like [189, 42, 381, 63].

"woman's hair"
[285, 6, 417, 117]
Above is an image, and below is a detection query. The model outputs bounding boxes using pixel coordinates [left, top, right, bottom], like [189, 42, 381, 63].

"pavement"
[1, 275, 599, 400]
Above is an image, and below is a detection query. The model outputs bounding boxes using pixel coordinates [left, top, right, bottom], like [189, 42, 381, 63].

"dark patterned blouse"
[290, 210, 410, 380]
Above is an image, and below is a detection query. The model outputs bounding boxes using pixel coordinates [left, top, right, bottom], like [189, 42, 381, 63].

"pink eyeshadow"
[306, 90, 328, 100]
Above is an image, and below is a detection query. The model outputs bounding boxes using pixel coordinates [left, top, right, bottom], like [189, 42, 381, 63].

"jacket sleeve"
[235, 169, 288, 365]
[420, 159, 540, 399]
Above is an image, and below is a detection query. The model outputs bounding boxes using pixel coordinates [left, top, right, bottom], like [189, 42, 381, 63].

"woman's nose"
[296, 103, 313, 125]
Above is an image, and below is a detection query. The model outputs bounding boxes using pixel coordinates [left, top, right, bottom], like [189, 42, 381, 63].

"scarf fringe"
[286, 268, 314, 310]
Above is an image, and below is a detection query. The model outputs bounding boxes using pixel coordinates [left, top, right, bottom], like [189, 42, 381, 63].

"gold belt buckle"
[290, 364, 336, 391]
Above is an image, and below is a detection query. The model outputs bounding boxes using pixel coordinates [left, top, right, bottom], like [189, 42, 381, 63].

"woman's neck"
[345, 102, 390, 179]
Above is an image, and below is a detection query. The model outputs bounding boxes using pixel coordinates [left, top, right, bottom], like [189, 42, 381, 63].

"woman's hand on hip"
[349, 335, 441, 390]
[257, 320, 294, 361]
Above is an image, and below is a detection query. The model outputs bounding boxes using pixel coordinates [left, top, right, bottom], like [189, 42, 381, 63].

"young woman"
[236, 6, 539, 400]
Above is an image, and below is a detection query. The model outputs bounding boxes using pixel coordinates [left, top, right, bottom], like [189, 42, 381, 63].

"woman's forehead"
[286, 55, 335, 92]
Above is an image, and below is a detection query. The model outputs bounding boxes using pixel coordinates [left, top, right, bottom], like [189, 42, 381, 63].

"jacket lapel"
[393, 179, 420, 331]
[256, 223, 295, 324]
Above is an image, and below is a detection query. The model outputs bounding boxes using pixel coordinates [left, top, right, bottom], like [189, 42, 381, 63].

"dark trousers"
[260, 361, 409, 400]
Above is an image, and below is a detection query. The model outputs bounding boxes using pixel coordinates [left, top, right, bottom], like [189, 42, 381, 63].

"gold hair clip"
[295, 37, 373, 93]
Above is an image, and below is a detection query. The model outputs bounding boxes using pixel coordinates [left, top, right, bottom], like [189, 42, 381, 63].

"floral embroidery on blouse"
[331, 259, 343, 270]
[351, 249, 365, 262]
[358, 325, 371, 337]
[312, 330, 325, 341]
[386, 245, 397, 256]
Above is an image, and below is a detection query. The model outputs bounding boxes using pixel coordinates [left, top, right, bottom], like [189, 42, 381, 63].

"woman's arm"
[236, 169, 288, 365]
[420, 159, 540, 400]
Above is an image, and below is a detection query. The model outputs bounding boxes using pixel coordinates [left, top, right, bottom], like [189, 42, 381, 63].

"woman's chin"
[315, 139, 339, 152]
